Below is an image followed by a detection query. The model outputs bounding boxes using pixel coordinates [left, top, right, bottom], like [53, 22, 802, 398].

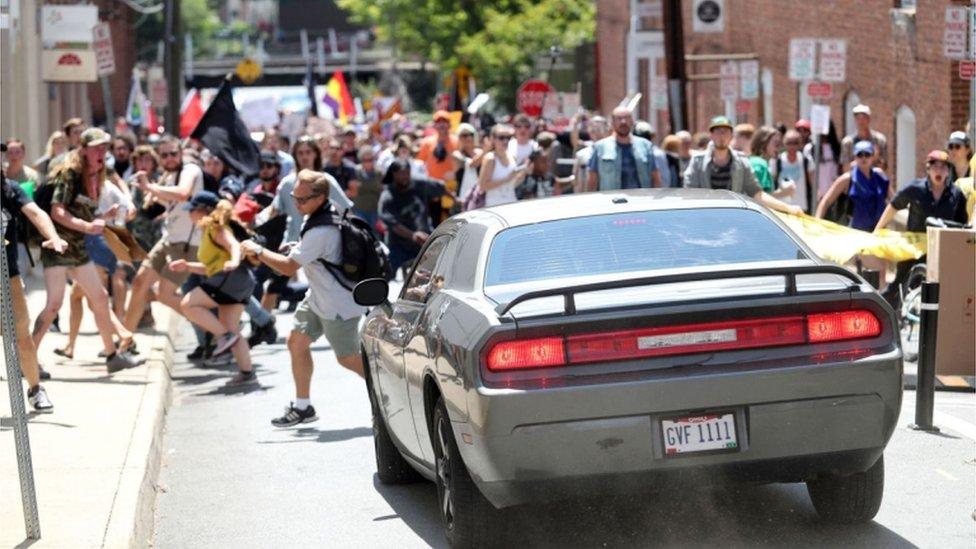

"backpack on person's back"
[301, 205, 391, 290]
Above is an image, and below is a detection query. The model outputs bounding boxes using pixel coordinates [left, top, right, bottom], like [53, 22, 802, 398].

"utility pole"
[164, 0, 182, 133]
[662, 0, 688, 133]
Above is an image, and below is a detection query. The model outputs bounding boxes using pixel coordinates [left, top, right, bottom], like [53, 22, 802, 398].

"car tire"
[806, 454, 884, 523]
[432, 397, 497, 548]
[366, 360, 421, 485]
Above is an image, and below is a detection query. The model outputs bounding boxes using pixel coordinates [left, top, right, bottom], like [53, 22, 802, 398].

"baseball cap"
[925, 150, 949, 165]
[433, 110, 451, 123]
[853, 141, 874, 156]
[795, 119, 812, 130]
[259, 150, 280, 165]
[80, 128, 111, 147]
[182, 190, 220, 211]
[947, 131, 970, 147]
[708, 116, 734, 131]
[455, 123, 477, 137]
[218, 176, 244, 201]
[852, 104, 871, 116]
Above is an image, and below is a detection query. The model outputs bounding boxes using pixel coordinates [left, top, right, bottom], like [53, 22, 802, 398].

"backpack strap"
[316, 258, 354, 291]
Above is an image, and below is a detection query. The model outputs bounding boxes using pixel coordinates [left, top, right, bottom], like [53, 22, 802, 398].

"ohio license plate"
[661, 412, 738, 456]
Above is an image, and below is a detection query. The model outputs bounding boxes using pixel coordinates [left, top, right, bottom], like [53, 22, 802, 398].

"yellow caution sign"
[774, 212, 926, 264]
[235, 58, 262, 85]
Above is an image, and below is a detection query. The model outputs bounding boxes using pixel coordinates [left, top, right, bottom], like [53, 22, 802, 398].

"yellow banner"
[774, 212, 926, 264]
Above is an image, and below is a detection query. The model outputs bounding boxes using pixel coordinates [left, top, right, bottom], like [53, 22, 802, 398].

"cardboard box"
[926, 227, 976, 376]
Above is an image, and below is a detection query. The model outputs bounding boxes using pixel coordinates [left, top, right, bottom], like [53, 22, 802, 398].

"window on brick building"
[895, 105, 917, 189]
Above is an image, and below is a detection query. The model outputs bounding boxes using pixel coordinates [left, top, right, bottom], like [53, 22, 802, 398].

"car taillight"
[486, 337, 565, 371]
[485, 310, 881, 371]
[807, 310, 881, 343]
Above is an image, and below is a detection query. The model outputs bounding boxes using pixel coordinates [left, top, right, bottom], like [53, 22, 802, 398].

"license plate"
[661, 412, 738, 456]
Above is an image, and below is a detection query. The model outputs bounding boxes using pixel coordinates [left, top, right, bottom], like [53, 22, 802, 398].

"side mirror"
[353, 278, 390, 307]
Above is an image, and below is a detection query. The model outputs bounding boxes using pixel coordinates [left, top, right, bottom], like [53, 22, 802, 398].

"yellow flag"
[774, 212, 926, 264]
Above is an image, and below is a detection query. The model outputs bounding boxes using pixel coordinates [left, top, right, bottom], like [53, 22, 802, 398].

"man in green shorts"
[241, 169, 366, 427]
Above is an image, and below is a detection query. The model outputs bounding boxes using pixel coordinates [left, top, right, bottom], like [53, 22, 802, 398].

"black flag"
[191, 77, 261, 177]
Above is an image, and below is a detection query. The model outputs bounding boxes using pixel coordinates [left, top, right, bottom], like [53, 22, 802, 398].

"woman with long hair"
[477, 124, 524, 207]
[169, 192, 257, 384]
[34, 131, 68, 184]
[32, 129, 142, 373]
[748, 126, 792, 200]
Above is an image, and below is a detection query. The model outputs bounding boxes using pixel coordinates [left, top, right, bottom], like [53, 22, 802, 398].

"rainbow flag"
[323, 71, 355, 124]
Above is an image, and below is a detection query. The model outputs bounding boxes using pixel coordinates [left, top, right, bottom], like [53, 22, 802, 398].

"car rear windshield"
[484, 209, 805, 287]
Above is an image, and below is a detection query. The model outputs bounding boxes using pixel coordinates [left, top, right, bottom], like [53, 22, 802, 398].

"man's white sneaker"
[28, 386, 54, 413]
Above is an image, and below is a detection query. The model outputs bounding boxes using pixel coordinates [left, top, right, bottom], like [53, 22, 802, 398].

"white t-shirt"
[776, 152, 814, 212]
[508, 139, 537, 165]
[289, 225, 366, 321]
[485, 154, 518, 207]
[161, 163, 204, 246]
[457, 157, 480, 201]
[97, 182, 134, 227]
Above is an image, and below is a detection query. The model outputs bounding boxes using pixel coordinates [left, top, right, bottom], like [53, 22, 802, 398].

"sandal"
[53, 348, 74, 359]
[118, 338, 139, 355]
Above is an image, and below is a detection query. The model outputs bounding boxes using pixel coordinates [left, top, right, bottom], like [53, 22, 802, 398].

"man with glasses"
[240, 170, 367, 427]
[587, 107, 662, 191]
[124, 135, 204, 333]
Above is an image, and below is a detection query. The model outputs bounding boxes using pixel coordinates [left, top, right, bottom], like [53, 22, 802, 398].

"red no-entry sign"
[516, 79, 554, 117]
[807, 81, 833, 98]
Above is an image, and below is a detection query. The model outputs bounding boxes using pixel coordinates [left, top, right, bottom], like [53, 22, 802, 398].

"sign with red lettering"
[960, 60, 976, 80]
[516, 79, 555, 117]
[944, 6, 969, 60]
[807, 81, 832, 98]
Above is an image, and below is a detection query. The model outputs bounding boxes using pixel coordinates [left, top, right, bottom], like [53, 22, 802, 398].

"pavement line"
[934, 468, 958, 481]
[933, 410, 976, 441]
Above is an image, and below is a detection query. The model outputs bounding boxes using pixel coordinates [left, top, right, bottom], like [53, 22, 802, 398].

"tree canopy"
[337, 0, 595, 108]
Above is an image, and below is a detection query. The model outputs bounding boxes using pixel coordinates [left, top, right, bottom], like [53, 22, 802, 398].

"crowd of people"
[2, 101, 973, 421]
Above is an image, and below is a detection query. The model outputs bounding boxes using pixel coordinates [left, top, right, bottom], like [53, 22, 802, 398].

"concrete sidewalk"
[1, 274, 177, 548]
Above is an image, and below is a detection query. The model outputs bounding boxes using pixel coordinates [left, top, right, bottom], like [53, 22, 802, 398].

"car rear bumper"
[458, 351, 901, 508]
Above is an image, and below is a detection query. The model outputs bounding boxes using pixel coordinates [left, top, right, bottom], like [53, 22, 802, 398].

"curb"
[101, 310, 179, 548]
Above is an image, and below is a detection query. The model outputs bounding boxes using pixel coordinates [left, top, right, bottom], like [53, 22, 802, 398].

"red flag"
[144, 100, 160, 134]
[180, 89, 205, 138]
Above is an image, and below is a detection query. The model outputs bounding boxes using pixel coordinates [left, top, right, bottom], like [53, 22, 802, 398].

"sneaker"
[212, 333, 240, 357]
[28, 386, 54, 413]
[247, 319, 278, 348]
[106, 351, 141, 374]
[271, 403, 318, 427]
[187, 345, 214, 360]
[202, 353, 234, 368]
[38, 366, 52, 381]
[227, 370, 257, 385]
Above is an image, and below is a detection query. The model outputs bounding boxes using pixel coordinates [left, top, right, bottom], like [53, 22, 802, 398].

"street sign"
[807, 81, 832, 98]
[692, 0, 725, 33]
[735, 99, 752, 114]
[516, 79, 554, 117]
[719, 61, 738, 101]
[944, 6, 969, 60]
[739, 60, 759, 100]
[148, 66, 168, 108]
[818, 39, 846, 82]
[789, 38, 817, 81]
[92, 22, 115, 76]
[960, 60, 976, 81]
[235, 58, 262, 84]
[41, 5, 98, 46]
[42, 49, 97, 82]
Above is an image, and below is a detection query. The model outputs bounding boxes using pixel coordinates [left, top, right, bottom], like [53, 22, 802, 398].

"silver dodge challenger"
[353, 189, 902, 548]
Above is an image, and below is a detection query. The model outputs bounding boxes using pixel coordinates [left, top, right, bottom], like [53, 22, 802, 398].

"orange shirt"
[417, 135, 458, 183]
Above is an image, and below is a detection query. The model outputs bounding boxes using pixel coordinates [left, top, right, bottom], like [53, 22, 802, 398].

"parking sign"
[789, 39, 817, 81]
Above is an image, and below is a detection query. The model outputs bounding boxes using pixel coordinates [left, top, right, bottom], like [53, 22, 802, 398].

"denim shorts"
[85, 234, 117, 275]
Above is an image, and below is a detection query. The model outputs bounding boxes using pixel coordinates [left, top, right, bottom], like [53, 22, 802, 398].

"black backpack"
[301, 204, 390, 290]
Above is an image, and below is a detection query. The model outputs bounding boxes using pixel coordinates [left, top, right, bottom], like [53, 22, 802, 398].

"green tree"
[338, 0, 594, 109]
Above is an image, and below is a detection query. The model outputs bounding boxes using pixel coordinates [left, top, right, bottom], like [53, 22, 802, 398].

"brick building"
[596, 0, 975, 188]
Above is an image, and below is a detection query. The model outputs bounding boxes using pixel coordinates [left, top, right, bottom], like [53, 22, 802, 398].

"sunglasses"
[948, 143, 966, 150]
[855, 152, 872, 158]
[290, 192, 322, 205]
[494, 135, 513, 141]
[159, 151, 180, 158]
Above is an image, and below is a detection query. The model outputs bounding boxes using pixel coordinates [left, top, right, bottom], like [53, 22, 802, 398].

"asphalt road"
[153, 308, 976, 548]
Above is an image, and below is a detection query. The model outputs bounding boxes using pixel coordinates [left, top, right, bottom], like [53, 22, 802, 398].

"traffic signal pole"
[164, 0, 182, 133]
[663, 0, 688, 132]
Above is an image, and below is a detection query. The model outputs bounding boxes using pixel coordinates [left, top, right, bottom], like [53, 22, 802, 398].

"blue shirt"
[848, 167, 889, 231]
[588, 142, 643, 189]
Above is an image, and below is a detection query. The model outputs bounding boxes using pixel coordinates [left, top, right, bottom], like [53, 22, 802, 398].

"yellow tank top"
[198, 224, 231, 277]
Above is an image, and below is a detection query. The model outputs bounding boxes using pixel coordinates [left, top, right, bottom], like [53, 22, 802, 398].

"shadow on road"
[372, 477, 917, 548]
[256, 426, 373, 445]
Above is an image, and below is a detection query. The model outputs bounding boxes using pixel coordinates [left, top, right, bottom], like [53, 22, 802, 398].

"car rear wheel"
[366, 360, 421, 484]
[432, 397, 496, 548]
[806, 454, 884, 523]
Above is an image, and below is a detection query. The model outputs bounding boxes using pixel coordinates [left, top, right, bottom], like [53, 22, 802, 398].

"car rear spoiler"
[494, 261, 868, 316]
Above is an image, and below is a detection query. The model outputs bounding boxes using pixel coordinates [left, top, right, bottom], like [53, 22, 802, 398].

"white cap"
[852, 104, 871, 116]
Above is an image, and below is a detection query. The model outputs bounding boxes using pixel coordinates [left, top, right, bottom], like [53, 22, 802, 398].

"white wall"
[895, 105, 917, 189]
